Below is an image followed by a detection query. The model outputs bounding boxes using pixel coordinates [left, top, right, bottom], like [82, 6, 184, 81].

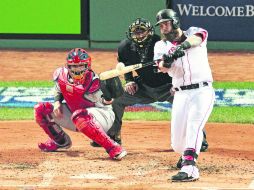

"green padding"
[90, 0, 165, 41]
[90, 42, 119, 49]
[0, 40, 89, 49]
[0, 0, 80, 34]
[208, 42, 254, 51]
[1, 40, 253, 50]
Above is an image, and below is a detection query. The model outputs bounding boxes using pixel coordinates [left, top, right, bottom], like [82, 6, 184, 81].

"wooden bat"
[99, 62, 155, 80]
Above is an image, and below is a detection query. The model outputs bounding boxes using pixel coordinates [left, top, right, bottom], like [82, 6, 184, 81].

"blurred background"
[0, 0, 253, 50]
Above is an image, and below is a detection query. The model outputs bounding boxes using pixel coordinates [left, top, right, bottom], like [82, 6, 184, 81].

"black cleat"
[176, 157, 182, 169]
[200, 136, 209, 152]
[90, 141, 101, 147]
[171, 172, 199, 182]
[200, 131, 208, 152]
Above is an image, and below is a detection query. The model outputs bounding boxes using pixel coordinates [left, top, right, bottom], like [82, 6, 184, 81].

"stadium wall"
[0, 0, 253, 51]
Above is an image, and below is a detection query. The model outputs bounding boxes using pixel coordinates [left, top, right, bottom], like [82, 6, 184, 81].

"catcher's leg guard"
[34, 102, 72, 152]
[71, 109, 127, 160]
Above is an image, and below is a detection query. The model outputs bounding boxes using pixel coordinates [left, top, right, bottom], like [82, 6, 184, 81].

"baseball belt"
[174, 82, 209, 91]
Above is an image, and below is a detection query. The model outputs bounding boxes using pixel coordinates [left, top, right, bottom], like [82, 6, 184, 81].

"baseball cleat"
[176, 156, 183, 169]
[113, 150, 127, 160]
[200, 138, 209, 152]
[200, 131, 209, 152]
[38, 139, 71, 152]
[171, 172, 199, 182]
[107, 145, 127, 160]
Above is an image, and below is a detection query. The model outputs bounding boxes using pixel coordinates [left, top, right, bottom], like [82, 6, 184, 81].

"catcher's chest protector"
[57, 68, 96, 112]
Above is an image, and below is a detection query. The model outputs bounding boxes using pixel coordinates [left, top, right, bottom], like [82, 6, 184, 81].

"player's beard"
[162, 29, 179, 42]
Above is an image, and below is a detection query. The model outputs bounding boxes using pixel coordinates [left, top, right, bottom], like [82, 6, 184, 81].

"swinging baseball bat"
[99, 61, 154, 80]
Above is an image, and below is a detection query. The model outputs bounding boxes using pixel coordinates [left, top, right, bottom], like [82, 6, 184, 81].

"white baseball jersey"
[154, 27, 213, 88]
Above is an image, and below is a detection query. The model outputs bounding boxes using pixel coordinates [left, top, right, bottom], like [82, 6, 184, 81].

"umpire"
[106, 18, 173, 143]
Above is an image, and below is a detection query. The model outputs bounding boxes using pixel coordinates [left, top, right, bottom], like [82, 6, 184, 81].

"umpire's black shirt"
[117, 34, 172, 88]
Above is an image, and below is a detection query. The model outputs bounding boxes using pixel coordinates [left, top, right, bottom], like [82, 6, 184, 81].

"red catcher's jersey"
[55, 67, 100, 112]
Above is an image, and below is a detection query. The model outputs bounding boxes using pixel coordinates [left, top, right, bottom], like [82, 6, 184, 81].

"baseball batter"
[154, 9, 215, 181]
[34, 48, 127, 160]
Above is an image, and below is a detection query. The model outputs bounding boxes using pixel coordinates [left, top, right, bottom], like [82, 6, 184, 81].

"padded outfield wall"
[0, 0, 253, 50]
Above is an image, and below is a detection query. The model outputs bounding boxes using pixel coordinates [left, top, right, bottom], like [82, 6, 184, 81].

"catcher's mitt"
[100, 76, 124, 101]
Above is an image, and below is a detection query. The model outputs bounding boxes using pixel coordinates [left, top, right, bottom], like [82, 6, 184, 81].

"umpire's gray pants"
[107, 82, 173, 137]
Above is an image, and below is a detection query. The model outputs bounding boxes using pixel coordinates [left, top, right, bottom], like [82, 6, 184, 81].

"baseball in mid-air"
[116, 62, 125, 70]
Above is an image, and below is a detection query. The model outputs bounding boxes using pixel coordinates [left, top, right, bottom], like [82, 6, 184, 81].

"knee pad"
[34, 102, 54, 125]
[71, 109, 90, 131]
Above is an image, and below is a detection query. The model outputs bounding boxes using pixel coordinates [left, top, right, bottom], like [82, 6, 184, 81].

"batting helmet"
[126, 18, 154, 47]
[155, 9, 180, 29]
[66, 48, 91, 84]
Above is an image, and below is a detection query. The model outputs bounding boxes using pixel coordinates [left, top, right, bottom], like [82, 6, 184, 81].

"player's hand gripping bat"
[99, 62, 154, 80]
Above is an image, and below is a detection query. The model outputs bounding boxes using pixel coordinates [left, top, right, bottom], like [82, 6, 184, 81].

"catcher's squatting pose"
[154, 9, 215, 182]
[91, 18, 209, 154]
[34, 48, 127, 160]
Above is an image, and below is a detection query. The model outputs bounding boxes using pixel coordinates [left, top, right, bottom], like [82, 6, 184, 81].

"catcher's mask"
[66, 48, 91, 84]
[126, 18, 154, 47]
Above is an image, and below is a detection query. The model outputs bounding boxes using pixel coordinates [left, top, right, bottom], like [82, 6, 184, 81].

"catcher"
[34, 48, 127, 160]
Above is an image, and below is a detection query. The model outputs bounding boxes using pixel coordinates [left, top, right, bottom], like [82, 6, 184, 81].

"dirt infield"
[0, 50, 254, 189]
[0, 50, 254, 81]
[0, 121, 254, 189]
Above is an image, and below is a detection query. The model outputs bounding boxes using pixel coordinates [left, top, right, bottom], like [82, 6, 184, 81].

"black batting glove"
[172, 48, 185, 60]
[172, 41, 191, 59]
[162, 54, 174, 68]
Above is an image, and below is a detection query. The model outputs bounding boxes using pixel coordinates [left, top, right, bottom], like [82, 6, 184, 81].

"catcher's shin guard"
[71, 109, 127, 160]
[34, 102, 72, 151]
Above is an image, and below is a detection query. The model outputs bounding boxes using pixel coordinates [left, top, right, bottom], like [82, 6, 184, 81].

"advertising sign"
[172, 0, 254, 41]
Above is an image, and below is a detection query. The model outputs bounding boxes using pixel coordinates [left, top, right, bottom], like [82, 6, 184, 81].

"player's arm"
[180, 34, 203, 50]
[53, 68, 64, 118]
[53, 83, 64, 118]
[181, 27, 207, 50]
[161, 33, 203, 69]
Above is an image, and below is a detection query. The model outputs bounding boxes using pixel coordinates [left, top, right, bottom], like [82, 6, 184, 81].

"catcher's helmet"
[126, 18, 154, 47]
[155, 9, 180, 29]
[66, 48, 91, 84]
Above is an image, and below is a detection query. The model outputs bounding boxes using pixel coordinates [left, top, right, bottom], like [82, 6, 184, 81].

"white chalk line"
[70, 173, 117, 179]
[248, 178, 254, 189]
